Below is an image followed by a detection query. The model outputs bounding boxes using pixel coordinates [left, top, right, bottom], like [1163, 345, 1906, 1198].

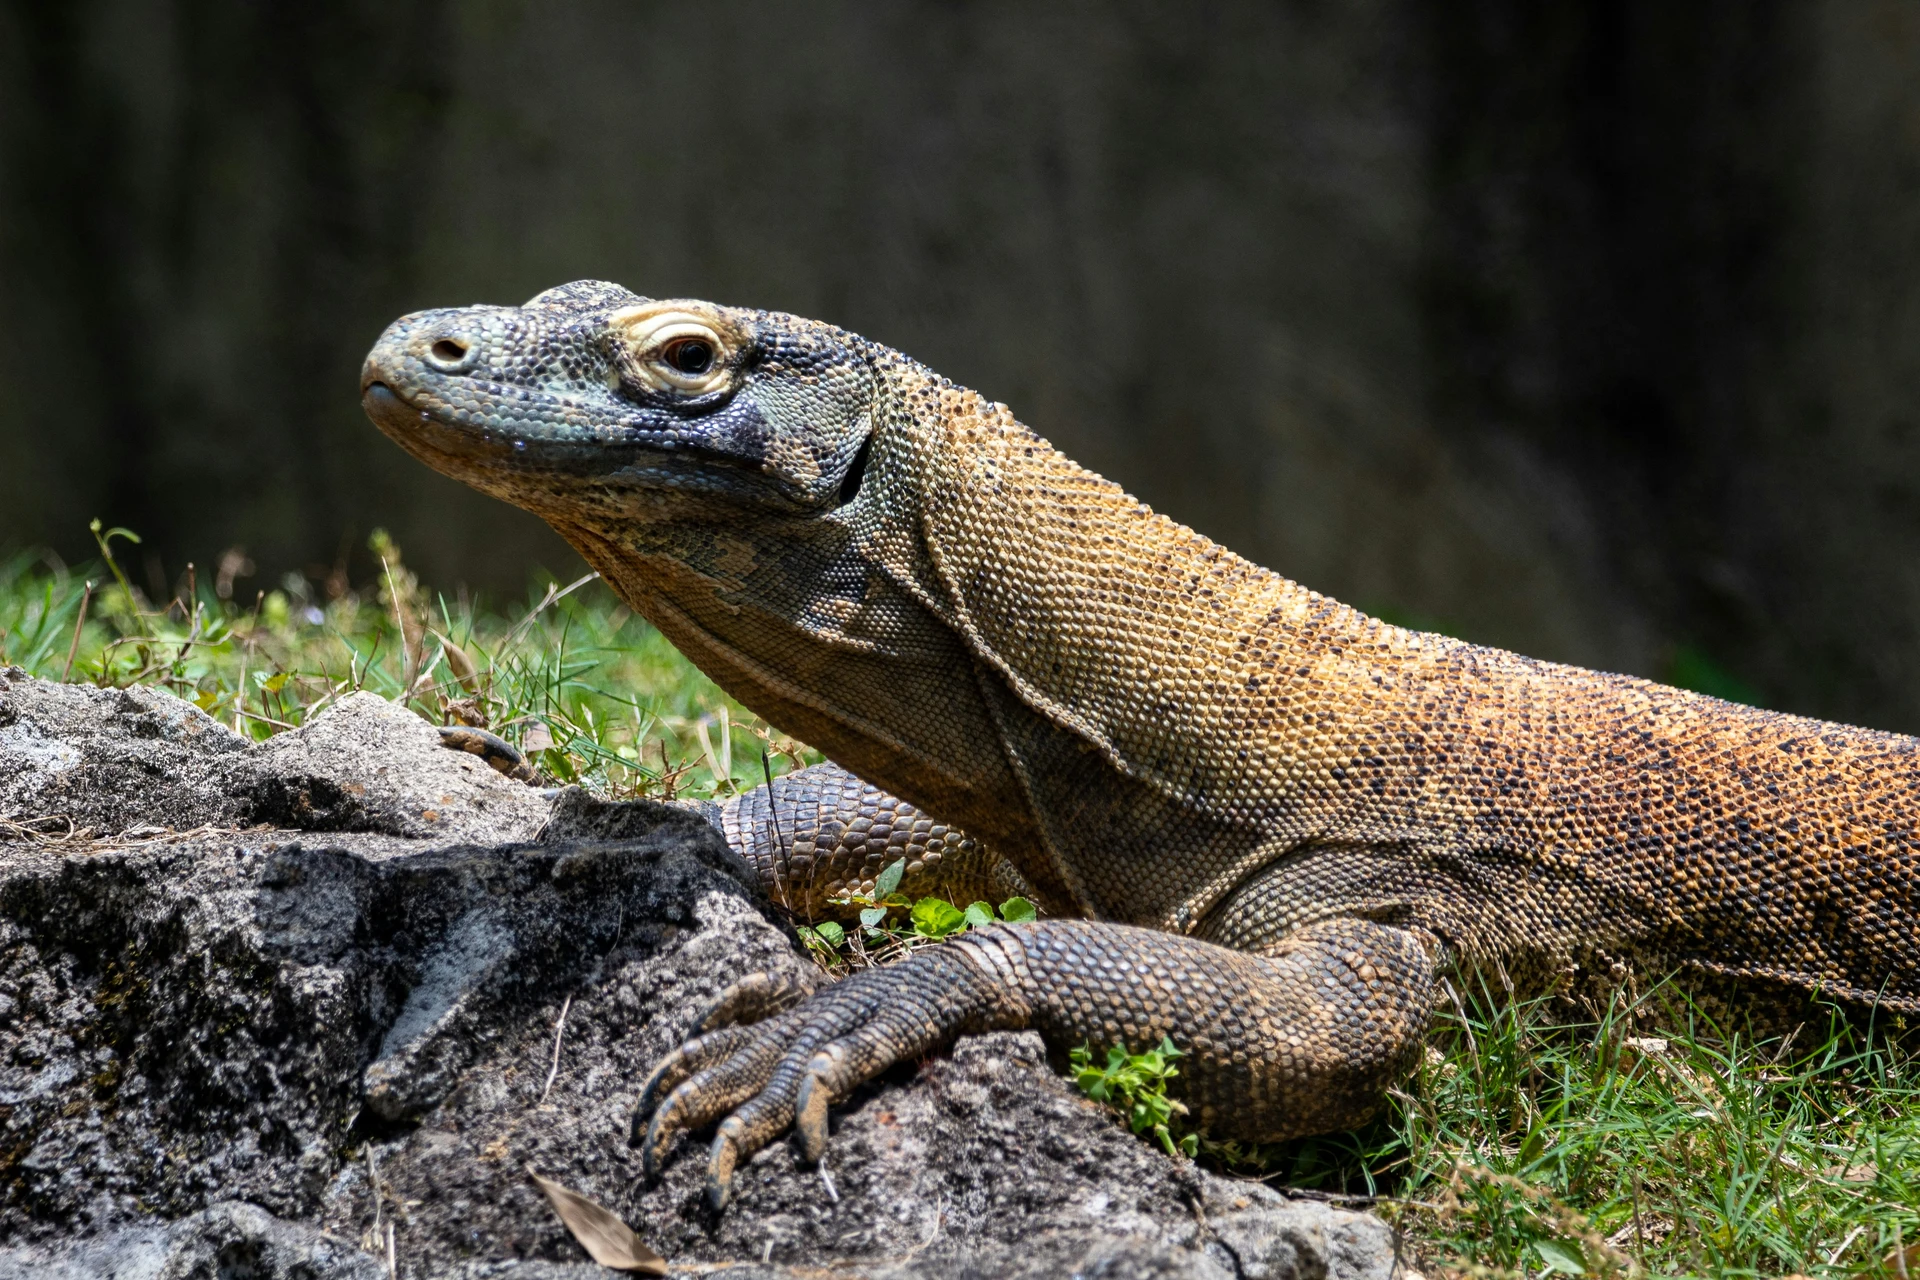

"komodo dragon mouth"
[364, 278, 1920, 1212]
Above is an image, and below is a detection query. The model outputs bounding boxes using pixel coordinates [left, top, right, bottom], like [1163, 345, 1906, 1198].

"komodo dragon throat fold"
[363, 279, 1920, 1209]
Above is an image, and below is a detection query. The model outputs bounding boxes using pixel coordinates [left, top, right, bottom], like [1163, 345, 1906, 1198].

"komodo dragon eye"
[606, 303, 739, 397]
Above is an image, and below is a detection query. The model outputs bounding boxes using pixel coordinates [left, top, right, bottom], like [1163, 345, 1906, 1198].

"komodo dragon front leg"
[637, 915, 1433, 1207]
[653, 766, 1432, 1204]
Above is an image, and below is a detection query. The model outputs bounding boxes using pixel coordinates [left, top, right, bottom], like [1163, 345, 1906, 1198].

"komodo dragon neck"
[363, 281, 1920, 1011]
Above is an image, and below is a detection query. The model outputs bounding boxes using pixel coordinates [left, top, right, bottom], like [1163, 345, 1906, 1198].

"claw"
[632, 1064, 675, 1140]
[640, 1092, 684, 1180]
[640, 1076, 725, 1179]
[688, 1080, 812, 1206]
[634, 1025, 752, 1130]
[706, 1121, 745, 1211]
[696, 970, 816, 1033]
[793, 1057, 835, 1163]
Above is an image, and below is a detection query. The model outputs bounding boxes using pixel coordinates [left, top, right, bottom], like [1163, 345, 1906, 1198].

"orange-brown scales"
[363, 281, 1918, 1208]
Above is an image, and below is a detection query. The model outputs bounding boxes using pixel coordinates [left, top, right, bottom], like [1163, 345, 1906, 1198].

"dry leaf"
[434, 633, 481, 695]
[527, 1168, 666, 1274]
[1880, 1241, 1920, 1278]
[1826, 1162, 1877, 1183]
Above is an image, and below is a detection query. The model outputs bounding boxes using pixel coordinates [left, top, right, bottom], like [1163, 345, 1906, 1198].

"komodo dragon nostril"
[425, 335, 475, 370]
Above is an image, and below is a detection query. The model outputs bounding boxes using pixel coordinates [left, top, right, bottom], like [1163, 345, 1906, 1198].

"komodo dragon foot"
[634, 918, 1434, 1209]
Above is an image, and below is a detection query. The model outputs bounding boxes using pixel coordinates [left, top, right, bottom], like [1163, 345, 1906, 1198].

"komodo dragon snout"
[364, 279, 1920, 1212]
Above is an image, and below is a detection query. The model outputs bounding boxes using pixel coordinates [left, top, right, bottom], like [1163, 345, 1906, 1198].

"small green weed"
[794, 853, 1036, 968]
[1070, 1037, 1197, 1159]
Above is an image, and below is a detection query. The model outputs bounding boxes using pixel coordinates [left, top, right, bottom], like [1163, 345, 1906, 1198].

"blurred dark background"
[3, 1, 1918, 729]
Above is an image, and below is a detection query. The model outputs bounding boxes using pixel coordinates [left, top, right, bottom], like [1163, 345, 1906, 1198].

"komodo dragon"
[361, 280, 1920, 1208]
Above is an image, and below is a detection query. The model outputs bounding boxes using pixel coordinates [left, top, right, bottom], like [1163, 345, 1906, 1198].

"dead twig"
[540, 995, 573, 1105]
[366, 1144, 383, 1245]
[1828, 1222, 1866, 1266]
[504, 572, 598, 646]
[61, 581, 95, 681]
[0, 814, 79, 844]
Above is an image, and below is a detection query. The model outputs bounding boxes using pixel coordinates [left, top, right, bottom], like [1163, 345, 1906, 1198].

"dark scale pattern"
[362, 280, 1920, 1207]
[1003, 919, 1433, 1138]
[721, 761, 1033, 915]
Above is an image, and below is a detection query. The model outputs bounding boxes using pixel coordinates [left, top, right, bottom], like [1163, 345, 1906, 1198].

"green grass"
[4, 537, 1914, 1277]
[1227, 985, 1920, 1279]
[0, 529, 818, 801]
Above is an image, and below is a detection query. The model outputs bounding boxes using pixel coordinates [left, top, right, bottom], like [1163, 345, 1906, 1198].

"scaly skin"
[697, 759, 1035, 918]
[361, 280, 1920, 1209]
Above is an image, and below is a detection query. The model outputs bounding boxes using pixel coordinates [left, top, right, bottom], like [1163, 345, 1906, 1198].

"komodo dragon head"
[362, 280, 880, 522]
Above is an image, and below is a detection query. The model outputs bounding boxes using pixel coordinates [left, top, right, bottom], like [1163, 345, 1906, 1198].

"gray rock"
[242, 692, 553, 842]
[0, 673, 1406, 1278]
[0, 670, 550, 844]
[0, 670, 249, 836]
[0, 1201, 387, 1280]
